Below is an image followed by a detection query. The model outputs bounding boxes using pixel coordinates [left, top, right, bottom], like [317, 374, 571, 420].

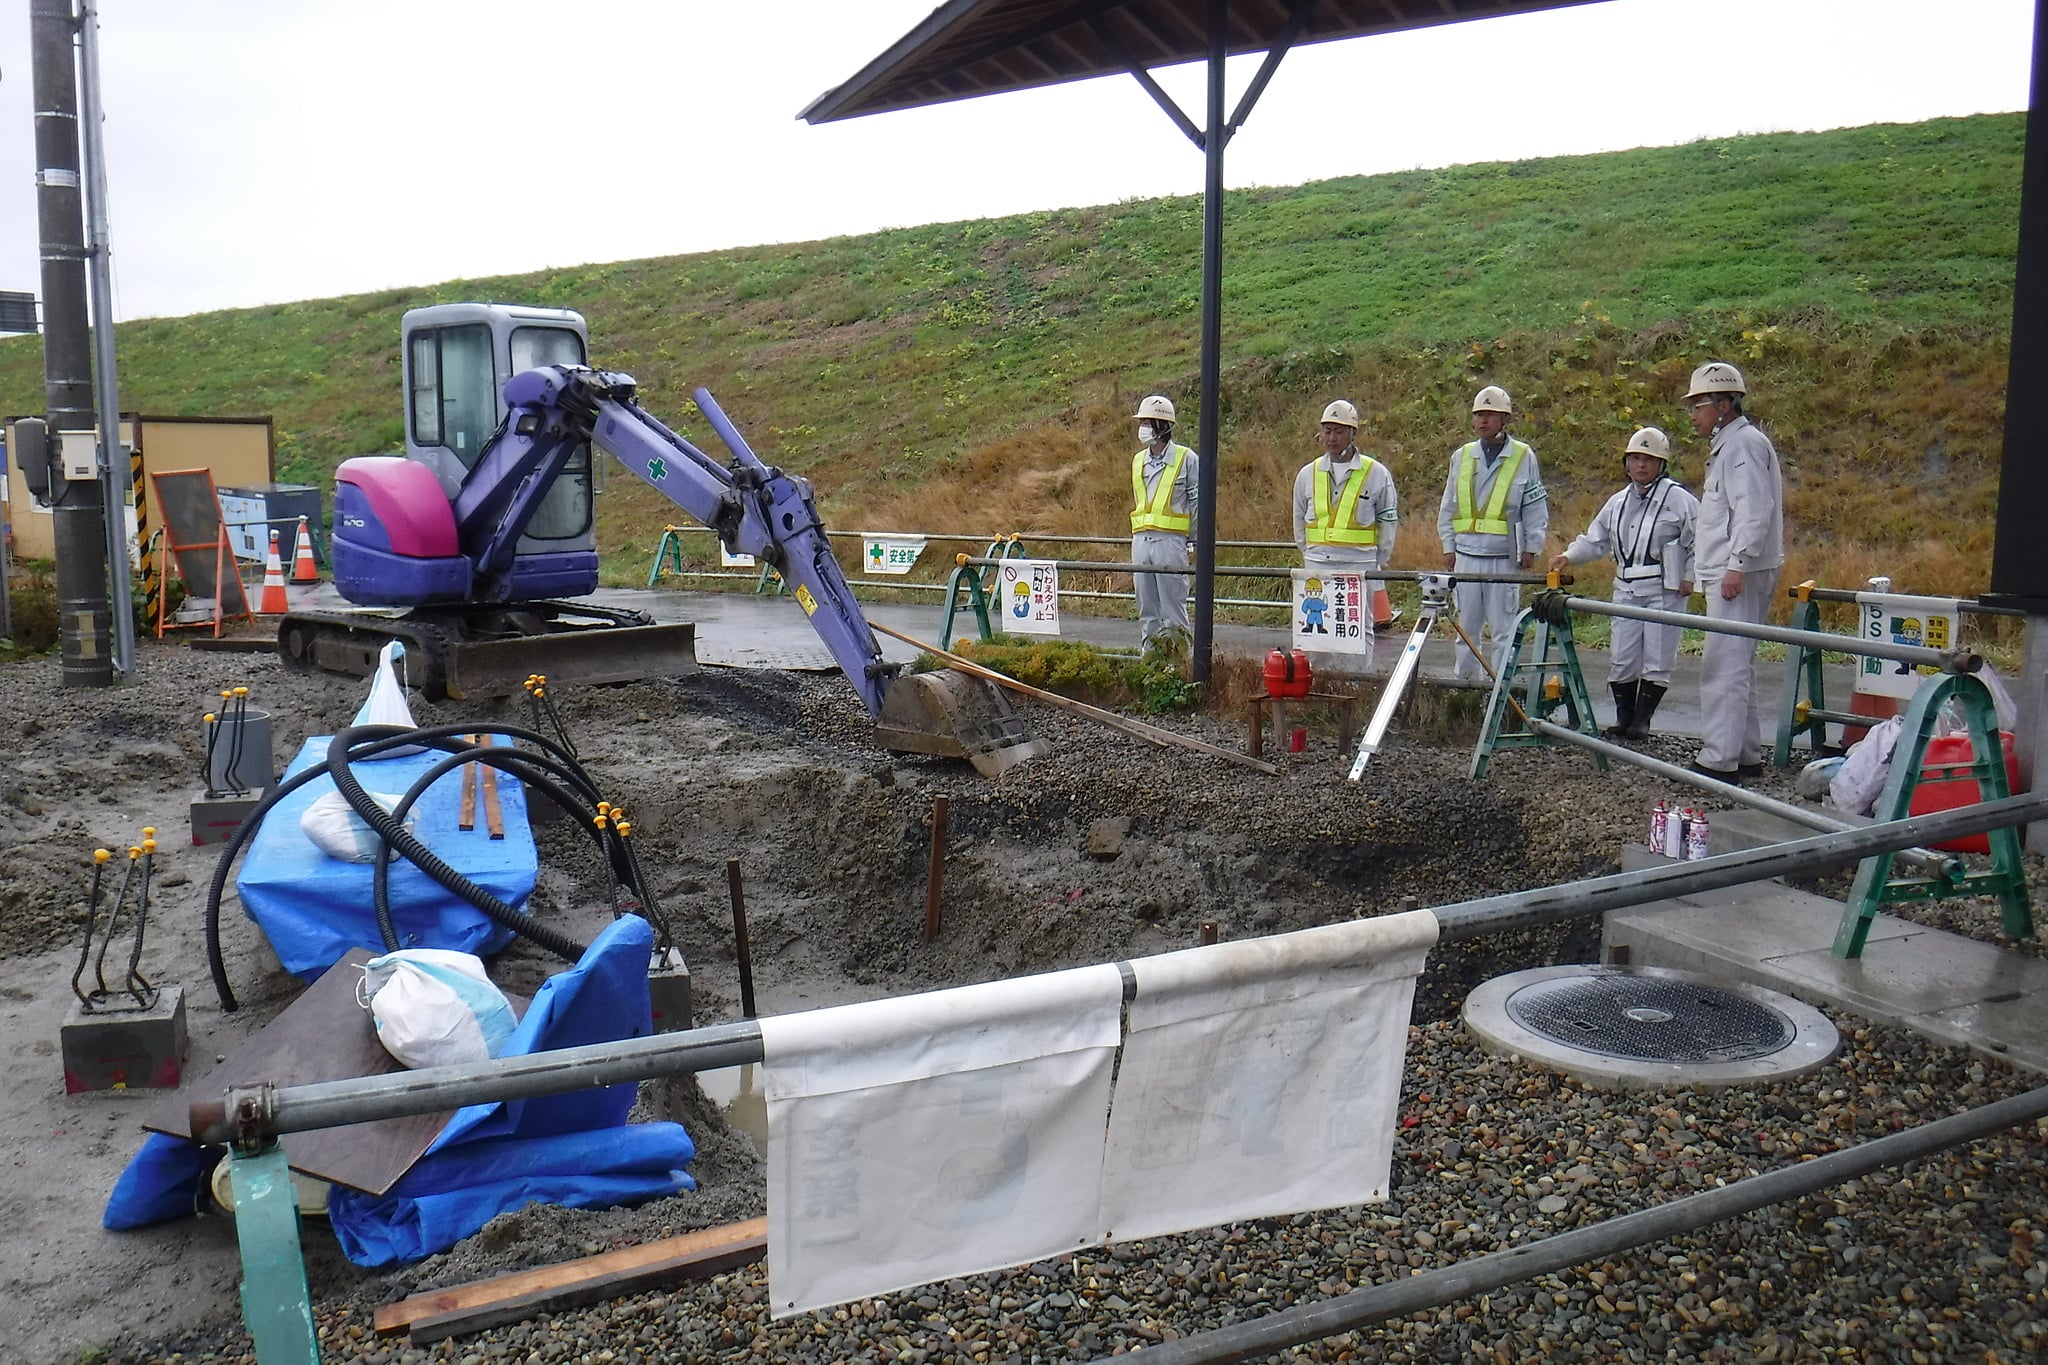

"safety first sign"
[1000, 560, 1060, 635]
[1291, 569, 1370, 654]
[862, 534, 926, 576]
[1853, 591, 1960, 699]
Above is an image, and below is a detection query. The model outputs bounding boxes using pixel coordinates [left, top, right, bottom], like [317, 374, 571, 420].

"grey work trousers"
[1609, 579, 1688, 686]
[1698, 567, 1781, 770]
[1452, 554, 1520, 681]
[1132, 531, 1191, 648]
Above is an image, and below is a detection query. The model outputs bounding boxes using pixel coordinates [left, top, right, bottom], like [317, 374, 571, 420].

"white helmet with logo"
[1685, 362, 1746, 400]
[1320, 399, 1359, 428]
[1471, 386, 1513, 415]
[1625, 426, 1672, 465]
[1134, 395, 1176, 423]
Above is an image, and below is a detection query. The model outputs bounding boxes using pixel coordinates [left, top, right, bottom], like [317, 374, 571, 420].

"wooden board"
[141, 948, 525, 1196]
[374, 1217, 768, 1342]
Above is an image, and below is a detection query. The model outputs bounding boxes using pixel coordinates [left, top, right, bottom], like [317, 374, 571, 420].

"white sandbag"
[1828, 715, 1905, 817]
[1796, 755, 1845, 801]
[353, 640, 420, 758]
[357, 949, 515, 1070]
[300, 788, 415, 863]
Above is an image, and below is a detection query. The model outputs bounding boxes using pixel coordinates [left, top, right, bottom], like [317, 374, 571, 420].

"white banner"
[1291, 569, 1371, 653]
[999, 559, 1061, 635]
[861, 533, 926, 576]
[760, 964, 1124, 1318]
[719, 544, 757, 568]
[1854, 592, 1959, 699]
[1099, 910, 1437, 1241]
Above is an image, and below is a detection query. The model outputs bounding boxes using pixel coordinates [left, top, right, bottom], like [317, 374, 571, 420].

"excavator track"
[277, 600, 696, 700]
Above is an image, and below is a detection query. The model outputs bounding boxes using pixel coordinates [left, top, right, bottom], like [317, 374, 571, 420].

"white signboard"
[862, 533, 927, 576]
[215, 492, 268, 562]
[999, 560, 1060, 635]
[1291, 569, 1371, 653]
[1854, 592, 1960, 699]
[719, 544, 756, 568]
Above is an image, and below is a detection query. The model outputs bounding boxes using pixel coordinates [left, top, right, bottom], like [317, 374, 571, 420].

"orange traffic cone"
[289, 515, 319, 584]
[258, 529, 291, 614]
[1372, 584, 1396, 633]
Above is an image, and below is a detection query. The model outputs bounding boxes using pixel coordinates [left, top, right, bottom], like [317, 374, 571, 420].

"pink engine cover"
[335, 458, 459, 557]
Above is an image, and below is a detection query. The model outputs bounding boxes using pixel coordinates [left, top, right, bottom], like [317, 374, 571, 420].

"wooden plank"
[869, 621, 1283, 776]
[375, 1217, 768, 1339]
[479, 735, 504, 840]
[458, 741, 478, 831]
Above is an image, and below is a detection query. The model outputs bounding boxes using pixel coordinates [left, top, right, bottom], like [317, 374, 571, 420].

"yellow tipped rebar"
[94, 848, 112, 865]
[616, 820, 632, 839]
[127, 846, 141, 861]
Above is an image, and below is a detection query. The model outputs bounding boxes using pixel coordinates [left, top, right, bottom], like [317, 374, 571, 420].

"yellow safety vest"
[1452, 440, 1529, 536]
[1131, 444, 1192, 534]
[1306, 458, 1380, 546]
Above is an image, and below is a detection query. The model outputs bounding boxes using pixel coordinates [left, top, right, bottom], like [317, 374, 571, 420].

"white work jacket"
[1292, 449, 1398, 564]
[1561, 476, 1700, 594]
[1437, 437, 1548, 559]
[1695, 415, 1784, 578]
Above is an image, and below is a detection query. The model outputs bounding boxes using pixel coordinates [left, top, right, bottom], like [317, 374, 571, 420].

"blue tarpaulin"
[107, 917, 696, 1264]
[236, 736, 538, 979]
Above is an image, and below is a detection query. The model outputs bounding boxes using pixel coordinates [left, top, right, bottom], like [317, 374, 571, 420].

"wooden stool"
[1245, 691, 1360, 757]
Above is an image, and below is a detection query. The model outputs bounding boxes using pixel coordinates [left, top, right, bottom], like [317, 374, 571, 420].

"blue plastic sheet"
[106, 917, 696, 1262]
[236, 736, 538, 980]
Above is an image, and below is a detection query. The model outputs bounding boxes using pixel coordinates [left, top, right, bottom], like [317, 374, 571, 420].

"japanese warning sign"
[1853, 591, 1960, 700]
[1000, 560, 1060, 635]
[1291, 569, 1370, 653]
[862, 534, 926, 576]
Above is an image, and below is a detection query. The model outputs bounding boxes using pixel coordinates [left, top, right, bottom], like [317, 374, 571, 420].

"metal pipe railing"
[1561, 595, 1980, 673]
[962, 557, 1554, 585]
[1521, 715, 1962, 879]
[1783, 583, 2028, 619]
[189, 793, 2043, 1146]
[1121, 1078, 2048, 1365]
[655, 523, 1297, 551]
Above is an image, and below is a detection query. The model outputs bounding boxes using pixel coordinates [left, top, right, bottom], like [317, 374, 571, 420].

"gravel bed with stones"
[4, 639, 2044, 1364]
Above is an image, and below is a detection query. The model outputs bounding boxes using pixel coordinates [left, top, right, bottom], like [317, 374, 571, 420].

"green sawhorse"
[647, 524, 786, 594]
[1834, 670, 2032, 958]
[1469, 600, 1606, 780]
[938, 535, 1029, 649]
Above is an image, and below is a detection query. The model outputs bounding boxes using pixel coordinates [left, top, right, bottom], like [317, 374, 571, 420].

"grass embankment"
[0, 114, 2019, 651]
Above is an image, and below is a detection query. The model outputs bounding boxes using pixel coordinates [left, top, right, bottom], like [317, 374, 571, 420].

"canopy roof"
[802, 0, 1612, 123]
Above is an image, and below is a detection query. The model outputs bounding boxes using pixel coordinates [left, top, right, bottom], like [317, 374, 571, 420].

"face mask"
[1138, 422, 1156, 444]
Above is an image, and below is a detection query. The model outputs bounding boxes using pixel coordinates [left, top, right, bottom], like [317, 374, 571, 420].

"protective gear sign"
[1292, 569, 1370, 654]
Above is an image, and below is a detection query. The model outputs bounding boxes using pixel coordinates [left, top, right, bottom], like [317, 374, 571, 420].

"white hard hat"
[1685, 362, 1746, 400]
[1134, 395, 1176, 422]
[1625, 427, 1672, 462]
[1320, 399, 1359, 428]
[1472, 386, 1512, 415]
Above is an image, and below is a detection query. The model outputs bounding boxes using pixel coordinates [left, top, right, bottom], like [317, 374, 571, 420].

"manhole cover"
[1504, 974, 1794, 1063]
[1461, 966, 1840, 1091]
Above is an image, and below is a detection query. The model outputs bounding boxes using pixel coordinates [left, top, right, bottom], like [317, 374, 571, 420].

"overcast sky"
[0, 0, 2033, 322]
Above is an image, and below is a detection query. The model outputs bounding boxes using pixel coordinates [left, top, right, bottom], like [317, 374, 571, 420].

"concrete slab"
[1605, 866, 2048, 1073]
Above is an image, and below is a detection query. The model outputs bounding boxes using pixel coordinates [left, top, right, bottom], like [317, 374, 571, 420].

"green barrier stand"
[753, 563, 788, 596]
[1833, 671, 2032, 958]
[1776, 592, 1831, 766]
[939, 559, 994, 650]
[228, 1140, 321, 1365]
[1470, 604, 1605, 781]
[647, 525, 688, 587]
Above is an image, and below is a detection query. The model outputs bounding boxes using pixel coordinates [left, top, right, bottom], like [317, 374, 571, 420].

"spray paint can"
[1648, 799, 1670, 855]
[1662, 805, 1687, 859]
[1686, 807, 1712, 861]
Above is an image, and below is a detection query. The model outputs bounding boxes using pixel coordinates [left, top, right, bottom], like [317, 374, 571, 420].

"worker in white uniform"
[1292, 399, 1398, 675]
[1684, 362, 1785, 782]
[1437, 386, 1548, 682]
[1548, 427, 1699, 741]
[1128, 394, 1199, 651]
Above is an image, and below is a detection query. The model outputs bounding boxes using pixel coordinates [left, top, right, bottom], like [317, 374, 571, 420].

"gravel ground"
[3, 638, 2045, 1364]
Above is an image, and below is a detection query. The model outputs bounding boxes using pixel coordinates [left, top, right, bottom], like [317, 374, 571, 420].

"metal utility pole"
[30, 0, 114, 685]
[77, 0, 135, 675]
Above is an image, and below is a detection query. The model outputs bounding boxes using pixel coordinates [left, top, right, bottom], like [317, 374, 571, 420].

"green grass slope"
[0, 113, 2020, 603]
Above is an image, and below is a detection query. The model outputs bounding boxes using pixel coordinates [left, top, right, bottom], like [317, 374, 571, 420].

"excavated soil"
[0, 635, 2042, 1364]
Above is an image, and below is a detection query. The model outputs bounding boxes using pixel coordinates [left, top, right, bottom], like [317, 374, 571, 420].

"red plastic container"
[1264, 649, 1313, 699]
[1910, 730, 2021, 853]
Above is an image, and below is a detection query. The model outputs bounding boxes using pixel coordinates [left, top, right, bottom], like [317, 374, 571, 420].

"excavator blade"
[875, 672, 1051, 776]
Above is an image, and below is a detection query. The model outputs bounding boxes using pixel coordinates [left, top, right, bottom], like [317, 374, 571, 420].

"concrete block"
[61, 984, 187, 1092]
[649, 946, 692, 1034]
[191, 789, 265, 846]
[1705, 805, 1826, 857]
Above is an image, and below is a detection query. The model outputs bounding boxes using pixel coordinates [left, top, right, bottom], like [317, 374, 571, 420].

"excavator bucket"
[875, 672, 1051, 777]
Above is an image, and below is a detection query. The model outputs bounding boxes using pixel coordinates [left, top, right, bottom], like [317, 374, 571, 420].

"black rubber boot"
[1604, 681, 1638, 738]
[1626, 681, 1667, 740]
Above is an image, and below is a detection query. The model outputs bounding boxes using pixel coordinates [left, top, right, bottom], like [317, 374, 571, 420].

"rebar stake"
[925, 795, 949, 942]
[726, 858, 756, 1019]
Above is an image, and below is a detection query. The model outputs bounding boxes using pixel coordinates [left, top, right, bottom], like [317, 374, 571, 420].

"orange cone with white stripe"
[258, 529, 291, 614]
[289, 515, 319, 584]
